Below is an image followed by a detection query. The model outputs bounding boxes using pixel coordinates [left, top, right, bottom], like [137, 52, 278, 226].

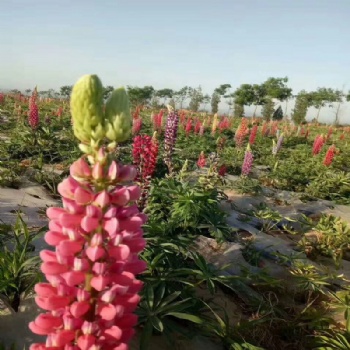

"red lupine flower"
[133, 106, 141, 120]
[28, 91, 39, 130]
[312, 134, 325, 155]
[132, 134, 159, 209]
[132, 118, 142, 135]
[185, 118, 192, 135]
[0, 93, 5, 105]
[249, 124, 258, 145]
[218, 165, 227, 176]
[323, 145, 336, 166]
[152, 110, 163, 132]
[340, 133, 345, 140]
[194, 119, 202, 134]
[56, 106, 63, 117]
[234, 118, 248, 147]
[197, 151, 206, 168]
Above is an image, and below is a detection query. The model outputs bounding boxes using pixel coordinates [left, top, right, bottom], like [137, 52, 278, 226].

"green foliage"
[0, 215, 43, 313]
[188, 86, 204, 112]
[292, 90, 313, 124]
[127, 85, 155, 106]
[298, 214, 350, 267]
[261, 97, 274, 121]
[145, 176, 231, 241]
[234, 103, 245, 118]
[211, 91, 220, 114]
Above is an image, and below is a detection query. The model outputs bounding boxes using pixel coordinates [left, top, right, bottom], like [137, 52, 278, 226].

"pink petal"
[86, 246, 105, 261]
[34, 283, 57, 297]
[77, 335, 96, 350]
[128, 280, 144, 294]
[61, 271, 86, 286]
[86, 205, 102, 218]
[90, 275, 110, 291]
[104, 207, 117, 219]
[92, 162, 104, 180]
[94, 191, 110, 208]
[44, 231, 66, 246]
[108, 161, 118, 181]
[60, 213, 82, 228]
[62, 198, 84, 214]
[47, 207, 66, 219]
[127, 185, 141, 201]
[57, 240, 83, 256]
[125, 260, 147, 275]
[97, 304, 121, 321]
[103, 218, 119, 237]
[127, 238, 146, 253]
[119, 216, 144, 232]
[70, 158, 91, 179]
[40, 250, 58, 262]
[111, 187, 130, 206]
[28, 321, 50, 335]
[116, 294, 141, 313]
[81, 216, 100, 232]
[109, 245, 130, 261]
[41, 262, 68, 275]
[54, 330, 76, 346]
[34, 313, 63, 330]
[35, 295, 70, 311]
[70, 301, 90, 318]
[74, 187, 93, 205]
[102, 325, 122, 341]
[49, 220, 62, 232]
[92, 262, 107, 274]
[114, 313, 138, 328]
[29, 343, 46, 350]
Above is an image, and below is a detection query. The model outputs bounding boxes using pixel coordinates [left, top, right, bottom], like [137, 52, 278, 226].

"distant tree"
[232, 84, 255, 115]
[252, 84, 267, 117]
[272, 105, 284, 121]
[262, 97, 275, 121]
[309, 87, 343, 122]
[292, 90, 313, 124]
[188, 86, 204, 112]
[211, 84, 231, 113]
[10, 89, 21, 95]
[211, 91, 220, 114]
[103, 86, 114, 100]
[262, 77, 292, 117]
[201, 94, 210, 111]
[60, 85, 73, 99]
[127, 86, 155, 106]
[234, 103, 245, 118]
[156, 88, 174, 106]
[346, 91, 350, 102]
[173, 86, 189, 109]
[25, 89, 31, 95]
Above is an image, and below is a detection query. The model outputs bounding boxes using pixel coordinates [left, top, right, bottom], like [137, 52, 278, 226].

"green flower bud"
[70, 74, 105, 143]
[104, 87, 132, 143]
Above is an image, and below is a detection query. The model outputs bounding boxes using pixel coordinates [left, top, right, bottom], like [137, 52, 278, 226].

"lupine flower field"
[1, 77, 350, 350]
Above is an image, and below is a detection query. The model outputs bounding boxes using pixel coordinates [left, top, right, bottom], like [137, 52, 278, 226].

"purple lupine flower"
[164, 109, 179, 174]
[272, 133, 284, 155]
[242, 144, 253, 176]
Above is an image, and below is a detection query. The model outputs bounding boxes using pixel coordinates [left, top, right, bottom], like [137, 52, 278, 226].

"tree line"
[13, 78, 350, 124]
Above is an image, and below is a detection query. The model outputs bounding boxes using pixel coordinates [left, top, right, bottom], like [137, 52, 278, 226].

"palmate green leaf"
[150, 316, 164, 332]
[165, 312, 204, 324]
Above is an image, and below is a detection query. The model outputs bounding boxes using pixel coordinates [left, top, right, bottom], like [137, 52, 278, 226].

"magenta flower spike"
[241, 143, 254, 176]
[29, 75, 146, 350]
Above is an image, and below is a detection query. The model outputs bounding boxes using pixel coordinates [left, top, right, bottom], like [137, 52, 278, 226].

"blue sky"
[1, 0, 350, 122]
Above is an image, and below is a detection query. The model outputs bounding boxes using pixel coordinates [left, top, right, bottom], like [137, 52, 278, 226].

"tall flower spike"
[323, 145, 336, 166]
[164, 109, 179, 174]
[30, 74, 146, 350]
[242, 144, 253, 176]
